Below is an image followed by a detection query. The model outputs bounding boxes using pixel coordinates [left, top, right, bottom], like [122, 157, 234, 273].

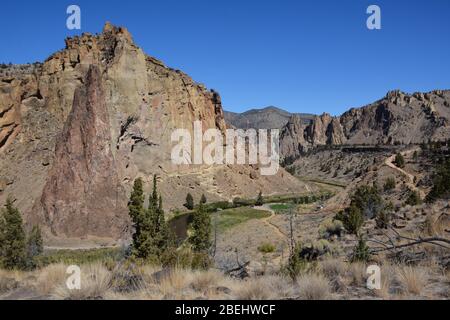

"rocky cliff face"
[0, 23, 307, 241]
[280, 90, 450, 160]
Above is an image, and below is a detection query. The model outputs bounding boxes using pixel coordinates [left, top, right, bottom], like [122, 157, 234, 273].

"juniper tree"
[128, 178, 149, 258]
[0, 198, 27, 270]
[129, 178, 145, 225]
[153, 195, 170, 252]
[394, 153, 405, 168]
[150, 174, 158, 210]
[185, 193, 194, 210]
[255, 191, 263, 206]
[26, 225, 43, 269]
[200, 194, 207, 205]
[351, 237, 370, 262]
[189, 201, 211, 253]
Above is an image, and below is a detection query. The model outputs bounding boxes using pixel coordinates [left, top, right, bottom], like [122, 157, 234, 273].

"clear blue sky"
[1, 0, 449, 115]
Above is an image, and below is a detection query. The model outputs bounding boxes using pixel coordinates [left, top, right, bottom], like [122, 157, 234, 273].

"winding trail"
[384, 147, 425, 198]
[253, 204, 288, 240]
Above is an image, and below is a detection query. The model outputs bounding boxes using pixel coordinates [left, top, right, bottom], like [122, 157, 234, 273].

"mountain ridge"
[224, 106, 315, 130]
[280, 89, 450, 161]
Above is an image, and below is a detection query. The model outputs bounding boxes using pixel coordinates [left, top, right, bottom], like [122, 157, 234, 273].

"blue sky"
[1, 0, 449, 115]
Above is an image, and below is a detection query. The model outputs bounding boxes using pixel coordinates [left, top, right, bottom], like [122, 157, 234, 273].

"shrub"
[394, 153, 405, 168]
[383, 177, 396, 191]
[283, 244, 308, 281]
[426, 158, 450, 202]
[341, 205, 364, 235]
[350, 185, 384, 219]
[405, 190, 422, 206]
[351, 237, 370, 262]
[258, 243, 276, 254]
[375, 201, 393, 229]
[338, 185, 386, 235]
[185, 193, 194, 210]
[255, 191, 264, 206]
[319, 219, 344, 238]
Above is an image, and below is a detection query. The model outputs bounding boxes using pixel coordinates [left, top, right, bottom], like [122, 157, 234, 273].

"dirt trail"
[253, 205, 288, 240]
[384, 147, 425, 198]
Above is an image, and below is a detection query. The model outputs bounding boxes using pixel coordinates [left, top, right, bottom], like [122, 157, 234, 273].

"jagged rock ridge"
[280, 90, 450, 161]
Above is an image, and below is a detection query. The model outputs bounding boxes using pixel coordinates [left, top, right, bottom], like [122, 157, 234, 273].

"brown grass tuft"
[52, 263, 112, 300]
[297, 273, 331, 300]
[396, 266, 428, 296]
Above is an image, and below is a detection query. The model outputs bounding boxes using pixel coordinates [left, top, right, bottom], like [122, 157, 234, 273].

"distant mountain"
[224, 106, 315, 130]
[280, 90, 450, 161]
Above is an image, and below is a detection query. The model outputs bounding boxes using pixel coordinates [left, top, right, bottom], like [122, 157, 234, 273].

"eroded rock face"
[280, 90, 450, 160]
[30, 66, 127, 238]
[0, 23, 306, 240]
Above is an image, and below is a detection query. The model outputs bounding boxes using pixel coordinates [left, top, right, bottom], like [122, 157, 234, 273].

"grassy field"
[269, 203, 296, 213]
[212, 207, 271, 232]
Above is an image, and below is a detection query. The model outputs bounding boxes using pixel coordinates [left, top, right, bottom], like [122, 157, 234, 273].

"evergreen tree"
[26, 225, 43, 269]
[426, 158, 450, 202]
[128, 178, 149, 258]
[150, 174, 158, 209]
[255, 191, 263, 206]
[129, 178, 145, 225]
[394, 153, 405, 168]
[351, 237, 370, 262]
[130, 176, 172, 260]
[0, 198, 27, 270]
[200, 194, 207, 205]
[154, 195, 170, 251]
[343, 204, 364, 235]
[185, 193, 194, 210]
[405, 189, 422, 206]
[189, 201, 211, 253]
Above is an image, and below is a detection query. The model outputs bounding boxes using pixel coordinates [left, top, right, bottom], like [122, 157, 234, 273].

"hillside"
[224, 106, 314, 129]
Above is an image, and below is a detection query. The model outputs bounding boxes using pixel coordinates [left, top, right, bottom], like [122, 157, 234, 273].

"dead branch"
[370, 236, 450, 253]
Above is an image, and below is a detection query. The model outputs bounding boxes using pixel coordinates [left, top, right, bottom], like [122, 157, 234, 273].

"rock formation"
[280, 90, 450, 160]
[0, 23, 308, 241]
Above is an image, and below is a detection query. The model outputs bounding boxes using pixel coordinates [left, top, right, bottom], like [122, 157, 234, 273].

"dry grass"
[52, 263, 111, 300]
[34, 263, 68, 296]
[347, 262, 366, 286]
[0, 259, 442, 300]
[0, 269, 25, 294]
[190, 269, 222, 293]
[396, 265, 428, 296]
[372, 264, 394, 299]
[297, 273, 331, 300]
[235, 277, 276, 300]
[319, 258, 346, 279]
